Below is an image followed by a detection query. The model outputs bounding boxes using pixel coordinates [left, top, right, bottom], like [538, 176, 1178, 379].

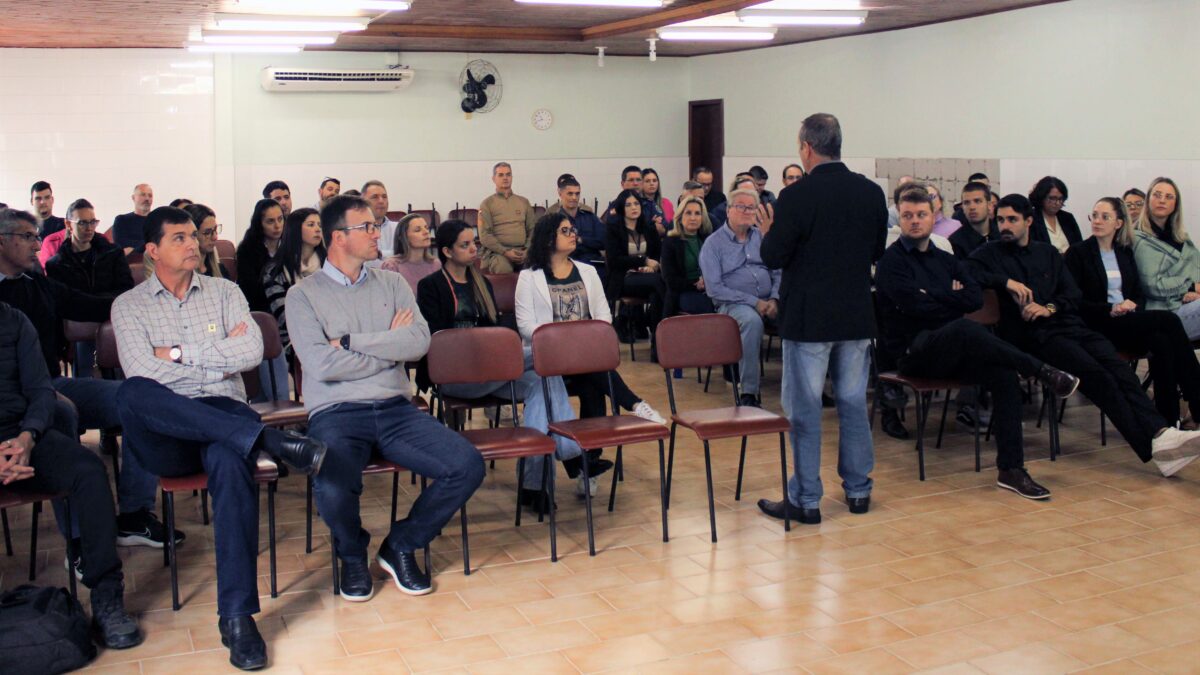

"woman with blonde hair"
[382, 212, 440, 290]
[661, 195, 714, 318]
[1132, 177, 1200, 338]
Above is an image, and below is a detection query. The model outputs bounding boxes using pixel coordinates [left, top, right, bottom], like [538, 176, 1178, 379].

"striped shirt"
[111, 271, 263, 400]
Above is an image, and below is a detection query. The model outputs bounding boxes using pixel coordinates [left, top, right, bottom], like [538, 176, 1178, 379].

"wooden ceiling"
[0, 1, 1065, 57]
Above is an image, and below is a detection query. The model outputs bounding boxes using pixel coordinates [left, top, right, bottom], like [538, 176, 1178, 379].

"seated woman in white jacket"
[516, 213, 667, 496]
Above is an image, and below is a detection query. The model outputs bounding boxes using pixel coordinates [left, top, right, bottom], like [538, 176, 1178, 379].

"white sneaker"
[1150, 427, 1200, 461]
[631, 401, 667, 425]
[1155, 454, 1199, 477]
[576, 476, 598, 497]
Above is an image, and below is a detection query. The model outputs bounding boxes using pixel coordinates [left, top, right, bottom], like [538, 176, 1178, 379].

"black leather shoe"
[757, 498, 820, 524]
[847, 497, 870, 514]
[90, 579, 143, 650]
[339, 558, 374, 602]
[880, 409, 910, 440]
[218, 616, 268, 671]
[262, 429, 328, 476]
[997, 468, 1051, 500]
[822, 393, 836, 408]
[518, 488, 556, 512]
[1038, 365, 1081, 399]
[739, 393, 762, 408]
[377, 543, 432, 596]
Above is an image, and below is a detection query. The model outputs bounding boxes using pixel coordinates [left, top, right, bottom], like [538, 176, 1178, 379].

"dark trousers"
[1089, 310, 1200, 425]
[3, 426, 121, 589]
[115, 377, 266, 617]
[307, 396, 484, 561]
[665, 289, 714, 318]
[615, 272, 666, 334]
[900, 319, 1043, 471]
[566, 371, 640, 418]
[1022, 323, 1167, 461]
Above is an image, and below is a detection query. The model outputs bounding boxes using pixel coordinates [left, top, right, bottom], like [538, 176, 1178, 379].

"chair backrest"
[655, 314, 742, 370]
[484, 273, 518, 315]
[63, 320, 100, 344]
[95, 322, 120, 370]
[448, 208, 479, 225]
[250, 311, 283, 360]
[214, 239, 235, 260]
[386, 210, 407, 222]
[965, 289, 1000, 326]
[129, 263, 145, 284]
[533, 205, 547, 220]
[428, 327, 524, 385]
[532, 320, 619, 377]
[126, 249, 144, 264]
[408, 209, 440, 228]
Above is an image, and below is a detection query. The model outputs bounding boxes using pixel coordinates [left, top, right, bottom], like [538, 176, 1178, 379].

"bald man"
[110, 183, 155, 254]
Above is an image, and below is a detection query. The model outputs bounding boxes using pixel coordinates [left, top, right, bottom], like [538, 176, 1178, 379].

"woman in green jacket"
[1132, 177, 1200, 339]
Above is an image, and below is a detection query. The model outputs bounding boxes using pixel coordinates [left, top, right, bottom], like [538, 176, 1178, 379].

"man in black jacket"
[30, 180, 66, 237]
[0, 301, 142, 649]
[876, 186, 1079, 499]
[948, 181, 999, 260]
[0, 209, 181, 549]
[759, 113, 887, 524]
[967, 195, 1200, 477]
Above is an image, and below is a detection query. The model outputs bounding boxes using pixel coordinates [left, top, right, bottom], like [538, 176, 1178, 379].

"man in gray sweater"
[288, 195, 484, 602]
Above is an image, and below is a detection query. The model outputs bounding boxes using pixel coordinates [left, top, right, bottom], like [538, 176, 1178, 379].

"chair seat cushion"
[161, 454, 279, 492]
[672, 406, 790, 441]
[0, 489, 63, 510]
[877, 371, 964, 392]
[250, 400, 308, 427]
[364, 457, 406, 475]
[547, 415, 669, 448]
[459, 427, 555, 460]
[440, 394, 511, 414]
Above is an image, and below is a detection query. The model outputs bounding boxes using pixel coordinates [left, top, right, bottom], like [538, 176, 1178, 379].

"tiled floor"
[5, 349, 1200, 674]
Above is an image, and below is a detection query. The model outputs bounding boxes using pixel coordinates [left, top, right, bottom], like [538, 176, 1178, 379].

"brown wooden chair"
[385, 210, 407, 223]
[245, 312, 308, 429]
[448, 208, 479, 225]
[429, 327, 558, 574]
[92, 322, 128, 489]
[656, 314, 792, 540]
[533, 205, 547, 220]
[613, 296, 652, 361]
[532, 320, 670, 556]
[406, 206, 440, 228]
[214, 239, 235, 261]
[128, 263, 145, 285]
[0, 488, 76, 599]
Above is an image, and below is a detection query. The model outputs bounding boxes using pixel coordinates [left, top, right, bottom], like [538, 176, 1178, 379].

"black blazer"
[1063, 238, 1145, 325]
[1031, 210, 1083, 250]
[414, 268, 500, 391]
[762, 162, 888, 341]
[236, 239, 273, 313]
[604, 218, 662, 300]
[45, 236, 135, 299]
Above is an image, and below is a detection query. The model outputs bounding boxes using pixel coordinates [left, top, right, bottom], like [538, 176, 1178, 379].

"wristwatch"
[340, 334, 351, 350]
[1045, 303, 1058, 315]
[169, 346, 183, 363]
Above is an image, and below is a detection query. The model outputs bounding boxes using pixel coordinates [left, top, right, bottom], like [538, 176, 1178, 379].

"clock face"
[532, 108, 553, 130]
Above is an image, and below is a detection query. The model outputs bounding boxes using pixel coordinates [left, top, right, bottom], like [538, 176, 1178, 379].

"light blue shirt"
[1101, 249, 1124, 304]
[699, 224, 781, 307]
[321, 259, 368, 287]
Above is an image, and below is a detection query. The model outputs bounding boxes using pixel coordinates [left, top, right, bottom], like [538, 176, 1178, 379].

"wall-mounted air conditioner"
[260, 67, 415, 92]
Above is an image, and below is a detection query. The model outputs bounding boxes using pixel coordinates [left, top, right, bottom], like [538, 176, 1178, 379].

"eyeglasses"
[337, 222, 380, 234]
[558, 226, 579, 236]
[1089, 213, 1117, 223]
[0, 232, 40, 243]
[1045, 196, 1065, 204]
[199, 224, 223, 237]
[73, 219, 100, 229]
[1124, 200, 1145, 208]
[1151, 191, 1177, 202]
[730, 204, 758, 214]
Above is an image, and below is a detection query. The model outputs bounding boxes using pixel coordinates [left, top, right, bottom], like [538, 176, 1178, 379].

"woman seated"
[1029, 175, 1082, 253]
[416, 219, 584, 505]
[604, 188, 665, 357]
[661, 195, 714, 318]
[1065, 197, 1200, 428]
[263, 207, 326, 370]
[382, 213, 441, 290]
[518, 213, 666, 496]
[639, 167, 674, 236]
[236, 198, 285, 313]
[1132, 177, 1200, 340]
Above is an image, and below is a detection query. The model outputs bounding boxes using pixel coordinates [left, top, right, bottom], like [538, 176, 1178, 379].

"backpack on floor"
[0, 585, 96, 675]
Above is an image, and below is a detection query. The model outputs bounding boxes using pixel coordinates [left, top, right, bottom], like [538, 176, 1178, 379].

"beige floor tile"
[490, 619, 598, 657]
[1028, 571, 1120, 603]
[1131, 639, 1200, 674]
[1069, 659, 1156, 675]
[457, 580, 552, 610]
[806, 617, 914, 654]
[1044, 623, 1158, 665]
[581, 606, 682, 640]
[885, 630, 995, 670]
[968, 643, 1086, 675]
[337, 618, 442, 655]
[1032, 595, 1139, 632]
[540, 566, 634, 597]
[514, 591, 615, 625]
[803, 648, 915, 675]
[301, 650, 410, 674]
[561, 633, 675, 673]
[664, 591, 763, 624]
[884, 600, 989, 636]
[431, 605, 530, 640]
[648, 618, 759, 656]
[732, 604, 838, 639]
[722, 633, 835, 672]
[399, 635, 508, 672]
[467, 651, 580, 675]
[957, 584, 1057, 619]
[810, 588, 911, 622]
[1117, 605, 1200, 647]
[959, 612, 1068, 651]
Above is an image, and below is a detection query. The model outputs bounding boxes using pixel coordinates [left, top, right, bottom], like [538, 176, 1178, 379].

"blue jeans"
[53, 376, 158, 514]
[73, 340, 96, 378]
[251, 353, 290, 402]
[1174, 300, 1200, 340]
[718, 303, 766, 396]
[115, 377, 266, 618]
[781, 339, 874, 509]
[308, 396, 485, 560]
[516, 348, 583, 490]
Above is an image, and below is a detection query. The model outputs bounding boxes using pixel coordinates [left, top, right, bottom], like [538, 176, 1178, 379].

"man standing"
[317, 177, 341, 209]
[288, 195, 484, 601]
[968, 195, 1200, 476]
[478, 162, 536, 273]
[695, 166, 725, 213]
[30, 181, 66, 237]
[0, 302, 142, 650]
[362, 180, 398, 259]
[760, 113, 887, 524]
[552, 175, 606, 266]
[263, 180, 292, 217]
[875, 185, 1080, 498]
[699, 188, 780, 408]
[949, 181, 998, 259]
[113, 206, 327, 670]
[110, 183, 154, 254]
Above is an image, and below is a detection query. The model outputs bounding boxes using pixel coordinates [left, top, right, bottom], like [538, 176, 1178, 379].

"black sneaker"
[90, 579, 143, 650]
[377, 542, 432, 596]
[64, 539, 83, 582]
[997, 468, 1051, 500]
[880, 408, 910, 440]
[956, 405, 991, 428]
[339, 558, 375, 602]
[739, 393, 762, 408]
[117, 509, 186, 549]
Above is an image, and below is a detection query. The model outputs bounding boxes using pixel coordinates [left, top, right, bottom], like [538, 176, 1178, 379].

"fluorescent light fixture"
[187, 43, 303, 53]
[737, 8, 867, 25]
[516, 0, 663, 6]
[201, 30, 338, 45]
[657, 25, 776, 41]
[749, 0, 863, 9]
[234, 0, 410, 10]
[213, 13, 371, 32]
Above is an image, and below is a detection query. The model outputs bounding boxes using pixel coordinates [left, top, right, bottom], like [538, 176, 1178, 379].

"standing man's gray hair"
[492, 162, 512, 175]
[799, 113, 842, 160]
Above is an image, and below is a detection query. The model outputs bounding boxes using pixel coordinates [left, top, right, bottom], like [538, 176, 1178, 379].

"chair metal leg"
[665, 424, 677, 509]
[1036, 393, 1047, 429]
[166, 491, 180, 610]
[581, 453, 596, 556]
[935, 389, 951, 449]
[63, 499, 76, 600]
[305, 476, 313, 553]
[103, 430, 121, 493]
[330, 537, 340, 596]
[973, 388, 982, 473]
[702, 441, 718, 543]
[545, 456, 558, 561]
[392, 473, 400, 523]
[704, 367, 712, 393]
[460, 504, 470, 576]
[200, 489, 209, 526]
[915, 391, 928, 481]
[161, 490, 170, 568]
[1100, 411, 1107, 446]
[515, 457, 525, 527]
[696, 368, 702, 383]
[607, 447, 622, 513]
[2, 508, 12, 556]
[658, 439, 669, 542]
[734, 436, 748, 501]
[1048, 388, 1060, 461]
[268, 482, 278, 598]
[28, 501, 41, 581]
[1058, 397, 1067, 424]
[778, 432, 790, 532]
[423, 545, 432, 578]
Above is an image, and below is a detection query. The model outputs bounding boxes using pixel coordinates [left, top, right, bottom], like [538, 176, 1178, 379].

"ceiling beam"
[581, 0, 764, 40]
[360, 24, 581, 42]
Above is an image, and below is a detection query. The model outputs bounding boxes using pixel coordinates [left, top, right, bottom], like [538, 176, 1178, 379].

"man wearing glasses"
[287, 195, 483, 603]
